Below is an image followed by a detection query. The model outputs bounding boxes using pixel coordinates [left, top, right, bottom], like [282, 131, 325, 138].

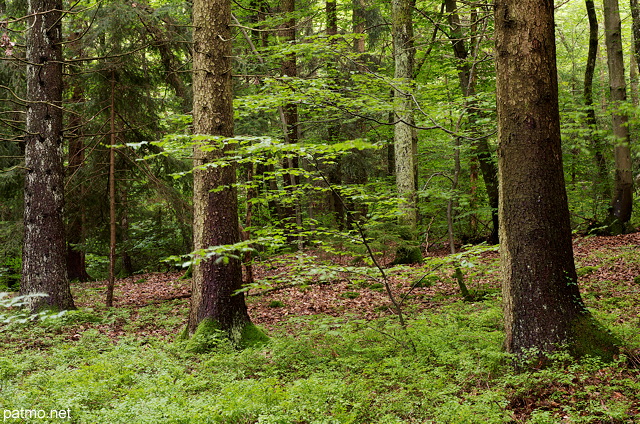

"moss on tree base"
[182, 318, 269, 353]
[569, 313, 620, 362]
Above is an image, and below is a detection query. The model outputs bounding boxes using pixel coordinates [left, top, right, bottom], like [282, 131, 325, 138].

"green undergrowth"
[1, 297, 639, 423]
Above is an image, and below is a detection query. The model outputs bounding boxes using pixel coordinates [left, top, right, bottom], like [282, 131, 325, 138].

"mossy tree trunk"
[495, 0, 618, 360]
[603, 0, 633, 229]
[21, 0, 75, 311]
[188, 0, 252, 339]
[392, 0, 417, 231]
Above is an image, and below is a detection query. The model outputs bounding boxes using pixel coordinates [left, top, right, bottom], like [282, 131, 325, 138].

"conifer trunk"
[188, 0, 251, 337]
[21, 0, 75, 310]
[495, 0, 617, 360]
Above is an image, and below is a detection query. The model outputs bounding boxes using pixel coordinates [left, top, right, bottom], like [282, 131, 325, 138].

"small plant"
[368, 283, 384, 291]
[341, 291, 360, 299]
[268, 300, 285, 308]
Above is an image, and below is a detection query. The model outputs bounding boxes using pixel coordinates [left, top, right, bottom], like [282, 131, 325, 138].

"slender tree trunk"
[631, 0, 640, 74]
[106, 74, 117, 307]
[188, 0, 252, 338]
[21, 0, 75, 311]
[279, 0, 300, 241]
[66, 72, 91, 282]
[584, 0, 611, 204]
[445, 0, 499, 243]
[603, 0, 633, 229]
[392, 0, 417, 230]
[495, 0, 617, 360]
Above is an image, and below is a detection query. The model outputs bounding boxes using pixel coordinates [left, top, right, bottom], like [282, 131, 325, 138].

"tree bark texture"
[188, 0, 251, 336]
[392, 0, 417, 230]
[603, 0, 633, 225]
[21, 0, 75, 310]
[495, 0, 617, 359]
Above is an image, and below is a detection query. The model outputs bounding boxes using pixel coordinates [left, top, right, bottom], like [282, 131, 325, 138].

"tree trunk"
[584, 0, 611, 204]
[495, 0, 618, 360]
[66, 69, 91, 282]
[392, 0, 417, 231]
[21, 0, 75, 311]
[631, 0, 640, 74]
[603, 0, 633, 229]
[106, 74, 117, 307]
[445, 0, 499, 243]
[188, 0, 252, 339]
[279, 0, 300, 242]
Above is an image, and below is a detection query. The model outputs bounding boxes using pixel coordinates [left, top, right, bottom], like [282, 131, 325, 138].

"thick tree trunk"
[445, 0, 499, 243]
[392, 0, 417, 230]
[21, 0, 75, 311]
[188, 0, 252, 338]
[495, 0, 617, 360]
[603, 0, 633, 228]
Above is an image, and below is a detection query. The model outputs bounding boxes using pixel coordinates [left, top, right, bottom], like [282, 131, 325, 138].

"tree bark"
[21, 0, 75, 311]
[631, 0, 640, 74]
[188, 0, 251, 337]
[106, 74, 117, 307]
[603, 0, 633, 228]
[392, 0, 417, 230]
[495, 0, 617, 360]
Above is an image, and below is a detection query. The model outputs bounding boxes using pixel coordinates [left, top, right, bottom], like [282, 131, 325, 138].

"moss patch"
[184, 319, 227, 353]
[570, 313, 620, 362]
[238, 323, 269, 349]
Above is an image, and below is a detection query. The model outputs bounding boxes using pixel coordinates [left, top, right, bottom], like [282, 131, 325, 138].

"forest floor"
[2, 233, 640, 423]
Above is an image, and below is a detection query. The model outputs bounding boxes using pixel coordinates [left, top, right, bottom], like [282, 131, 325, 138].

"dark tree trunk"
[21, 0, 75, 311]
[631, 0, 640, 74]
[66, 76, 91, 282]
[445, 0, 499, 243]
[584, 0, 611, 206]
[188, 0, 252, 338]
[495, 0, 618, 360]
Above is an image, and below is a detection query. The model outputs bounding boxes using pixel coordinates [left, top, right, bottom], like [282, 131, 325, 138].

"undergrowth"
[1, 237, 639, 423]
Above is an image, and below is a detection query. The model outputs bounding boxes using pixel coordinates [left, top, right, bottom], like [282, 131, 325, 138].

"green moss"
[340, 291, 360, 299]
[570, 314, 620, 362]
[390, 245, 423, 265]
[184, 319, 226, 353]
[238, 323, 269, 349]
[577, 266, 599, 277]
[268, 300, 285, 308]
